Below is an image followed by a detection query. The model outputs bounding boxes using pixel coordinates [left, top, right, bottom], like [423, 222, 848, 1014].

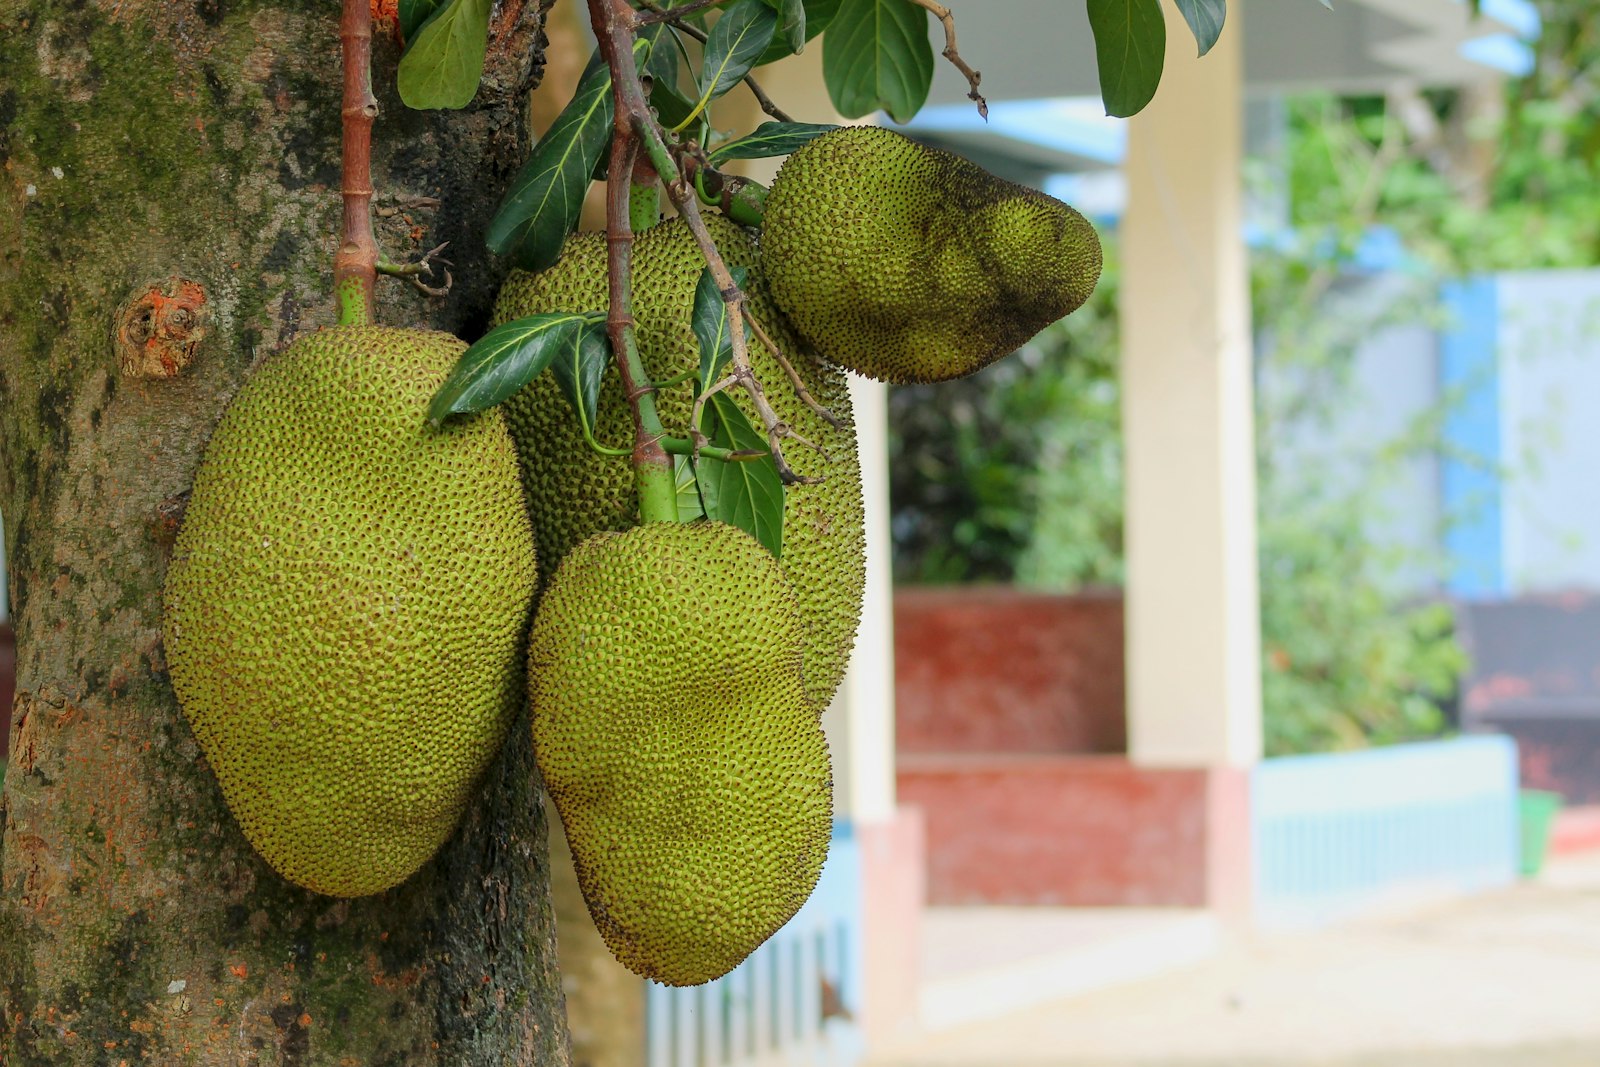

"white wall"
[1497, 271, 1600, 593]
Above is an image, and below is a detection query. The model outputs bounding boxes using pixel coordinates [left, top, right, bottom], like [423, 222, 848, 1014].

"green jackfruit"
[760, 126, 1103, 384]
[493, 215, 864, 710]
[530, 521, 832, 987]
[164, 325, 538, 897]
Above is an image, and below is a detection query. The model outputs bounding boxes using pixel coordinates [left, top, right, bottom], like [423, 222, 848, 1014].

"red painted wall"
[894, 588, 1126, 756]
[899, 754, 1221, 906]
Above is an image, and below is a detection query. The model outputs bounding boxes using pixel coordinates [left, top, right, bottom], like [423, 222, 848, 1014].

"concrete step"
[916, 907, 1223, 1032]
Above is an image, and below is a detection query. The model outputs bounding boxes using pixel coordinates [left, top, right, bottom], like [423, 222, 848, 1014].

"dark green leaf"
[708, 121, 840, 163]
[674, 455, 707, 522]
[1087, 0, 1165, 118]
[427, 313, 593, 424]
[550, 321, 612, 444]
[399, 0, 443, 41]
[1173, 0, 1224, 56]
[485, 52, 615, 270]
[697, 392, 784, 558]
[756, 0, 840, 64]
[397, 0, 492, 110]
[645, 25, 701, 129]
[760, 0, 807, 54]
[821, 0, 934, 124]
[692, 265, 750, 390]
[678, 0, 778, 128]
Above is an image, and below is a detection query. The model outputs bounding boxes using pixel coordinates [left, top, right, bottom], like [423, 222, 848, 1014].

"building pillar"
[1120, 1, 1263, 769]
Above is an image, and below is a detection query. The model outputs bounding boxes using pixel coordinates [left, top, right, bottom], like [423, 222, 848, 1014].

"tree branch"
[594, 0, 821, 484]
[333, 0, 380, 325]
[591, 0, 679, 524]
[904, 0, 986, 119]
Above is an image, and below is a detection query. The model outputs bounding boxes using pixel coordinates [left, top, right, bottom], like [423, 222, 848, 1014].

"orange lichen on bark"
[115, 277, 208, 378]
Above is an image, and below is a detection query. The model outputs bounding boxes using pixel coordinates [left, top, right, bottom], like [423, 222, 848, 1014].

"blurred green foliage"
[888, 253, 1121, 587]
[890, 3, 1600, 753]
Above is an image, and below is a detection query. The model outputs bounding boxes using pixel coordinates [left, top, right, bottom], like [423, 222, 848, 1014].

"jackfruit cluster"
[529, 521, 832, 987]
[493, 215, 865, 710]
[760, 125, 1104, 384]
[164, 325, 538, 897]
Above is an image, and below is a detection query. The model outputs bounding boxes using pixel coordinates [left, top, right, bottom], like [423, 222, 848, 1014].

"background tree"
[0, 3, 575, 1062]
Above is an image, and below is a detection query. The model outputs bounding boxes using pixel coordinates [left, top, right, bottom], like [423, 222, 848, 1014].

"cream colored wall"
[1120, 1, 1263, 767]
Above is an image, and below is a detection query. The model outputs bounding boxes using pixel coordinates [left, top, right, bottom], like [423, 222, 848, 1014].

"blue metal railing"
[646, 823, 864, 1067]
[1252, 735, 1520, 928]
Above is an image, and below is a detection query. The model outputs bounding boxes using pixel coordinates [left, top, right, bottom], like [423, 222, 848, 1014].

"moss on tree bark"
[0, 1, 571, 1062]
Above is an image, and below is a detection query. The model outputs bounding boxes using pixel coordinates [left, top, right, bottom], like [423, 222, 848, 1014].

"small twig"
[376, 241, 453, 297]
[333, 0, 380, 324]
[905, 0, 986, 119]
[657, 159, 822, 484]
[742, 307, 842, 431]
[745, 76, 794, 124]
[637, 0, 727, 25]
[689, 371, 738, 452]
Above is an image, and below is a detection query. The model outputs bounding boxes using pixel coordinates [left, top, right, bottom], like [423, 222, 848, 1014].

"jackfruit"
[759, 126, 1103, 384]
[529, 521, 832, 986]
[493, 215, 864, 710]
[163, 325, 538, 897]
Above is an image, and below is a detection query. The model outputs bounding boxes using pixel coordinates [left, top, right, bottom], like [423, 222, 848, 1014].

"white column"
[1120, 2, 1262, 767]
[823, 374, 897, 822]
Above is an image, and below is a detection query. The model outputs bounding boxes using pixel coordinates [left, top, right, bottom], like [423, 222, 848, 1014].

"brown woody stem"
[905, 0, 987, 119]
[334, 0, 380, 325]
[591, 0, 678, 525]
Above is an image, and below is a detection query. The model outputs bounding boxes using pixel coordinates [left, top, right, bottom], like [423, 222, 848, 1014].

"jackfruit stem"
[592, 0, 679, 526]
[594, 0, 821, 485]
[334, 0, 379, 326]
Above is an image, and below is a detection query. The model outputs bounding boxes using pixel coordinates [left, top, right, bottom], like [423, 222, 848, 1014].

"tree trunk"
[0, 1, 572, 1063]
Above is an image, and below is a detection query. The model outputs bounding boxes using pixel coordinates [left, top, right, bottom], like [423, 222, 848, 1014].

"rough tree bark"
[0, 1, 574, 1063]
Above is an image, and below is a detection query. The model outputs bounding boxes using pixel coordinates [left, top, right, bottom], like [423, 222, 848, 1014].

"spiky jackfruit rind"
[493, 216, 865, 710]
[530, 521, 832, 987]
[163, 325, 538, 898]
[759, 125, 1104, 384]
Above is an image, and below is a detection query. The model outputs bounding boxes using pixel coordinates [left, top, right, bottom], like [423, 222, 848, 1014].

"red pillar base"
[858, 807, 926, 1046]
[897, 754, 1251, 913]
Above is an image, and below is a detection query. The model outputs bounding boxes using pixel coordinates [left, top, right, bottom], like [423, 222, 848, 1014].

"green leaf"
[708, 121, 840, 163]
[756, 0, 840, 64]
[674, 455, 707, 522]
[399, 0, 443, 41]
[692, 265, 750, 390]
[550, 321, 612, 446]
[485, 52, 615, 270]
[821, 0, 934, 124]
[697, 393, 784, 558]
[1087, 0, 1166, 118]
[397, 0, 493, 110]
[675, 0, 779, 130]
[1173, 0, 1225, 56]
[427, 313, 594, 425]
[760, 0, 807, 54]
